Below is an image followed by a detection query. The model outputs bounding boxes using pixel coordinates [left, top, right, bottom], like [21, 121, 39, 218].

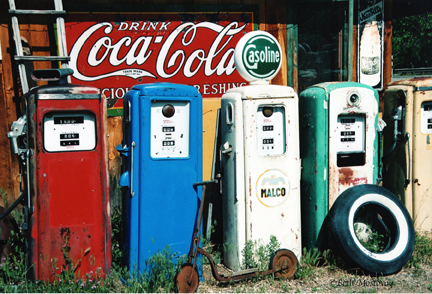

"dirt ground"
[197, 263, 432, 293]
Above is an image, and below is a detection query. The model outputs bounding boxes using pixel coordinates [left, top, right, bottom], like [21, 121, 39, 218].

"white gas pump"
[220, 31, 301, 271]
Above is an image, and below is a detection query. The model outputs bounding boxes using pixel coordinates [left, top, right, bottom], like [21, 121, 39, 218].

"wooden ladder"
[8, 0, 70, 94]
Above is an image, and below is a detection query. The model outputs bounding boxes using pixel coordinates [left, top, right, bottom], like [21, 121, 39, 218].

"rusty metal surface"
[175, 263, 199, 293]
[183, 181, 297, 289]
[270, 249, 298, 280]
[26, 89, 111, 281]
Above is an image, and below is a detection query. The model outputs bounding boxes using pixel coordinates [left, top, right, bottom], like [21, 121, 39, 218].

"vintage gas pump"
[117, 83, 202, 274]
[7, 69, 111, 281]
[220, 31, 301, 271]
[382, 78, 432, 232]
[299, 82, 415, 276]
[299, 82, 380, 250]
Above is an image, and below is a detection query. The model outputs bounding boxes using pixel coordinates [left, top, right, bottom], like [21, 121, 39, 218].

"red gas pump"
[8, 69, 111, 281]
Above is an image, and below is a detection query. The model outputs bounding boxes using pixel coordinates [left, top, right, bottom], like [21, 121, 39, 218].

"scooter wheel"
[328, 184, 415, 275]
[270, 249, 298, 279]
[175, 263, 199, 293]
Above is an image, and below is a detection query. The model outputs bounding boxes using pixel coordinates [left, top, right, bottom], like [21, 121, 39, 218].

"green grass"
[0, 203, 186, 293]
[1, 187, 432, 292]
[406, 232, 432, 268]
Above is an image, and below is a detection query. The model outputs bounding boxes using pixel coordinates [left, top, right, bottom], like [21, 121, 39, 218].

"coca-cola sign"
[65, 13, 253, 108]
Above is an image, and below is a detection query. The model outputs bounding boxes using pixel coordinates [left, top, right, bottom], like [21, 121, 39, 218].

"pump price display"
[421, 102, 432, 134]
[162, 127, 175, 132]
[60, 140, 79, 146]
[60, 133, 79, 139]
[341, 118, 355, 124]
[54, 116, 84, 124]
[263, 138, 274, 144]
[162, 140, 175, 146]
[263, 125, 274, 131]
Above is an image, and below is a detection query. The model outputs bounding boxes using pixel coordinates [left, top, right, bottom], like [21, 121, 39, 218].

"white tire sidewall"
[348, 193, 409, 262]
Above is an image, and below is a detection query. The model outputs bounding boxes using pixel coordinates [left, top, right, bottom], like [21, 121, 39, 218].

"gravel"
[197, 263, 432, 293]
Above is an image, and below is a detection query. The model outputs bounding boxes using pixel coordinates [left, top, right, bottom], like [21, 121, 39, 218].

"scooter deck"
[220, 268, 259, 278]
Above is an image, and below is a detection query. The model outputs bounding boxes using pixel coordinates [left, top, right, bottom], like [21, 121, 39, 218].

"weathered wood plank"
[107, 116, 123, 208]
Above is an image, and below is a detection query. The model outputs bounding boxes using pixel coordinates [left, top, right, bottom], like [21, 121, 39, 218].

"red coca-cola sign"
[65, 13, 253, 108]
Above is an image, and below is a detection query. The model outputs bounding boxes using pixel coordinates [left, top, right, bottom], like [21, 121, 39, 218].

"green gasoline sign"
[234, 31, 282, 82]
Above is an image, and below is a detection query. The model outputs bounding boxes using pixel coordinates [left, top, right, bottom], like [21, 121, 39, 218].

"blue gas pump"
[117, 83, 202, 274]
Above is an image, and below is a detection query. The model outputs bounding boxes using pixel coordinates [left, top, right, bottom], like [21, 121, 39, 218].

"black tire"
[328, 184, 415, 276]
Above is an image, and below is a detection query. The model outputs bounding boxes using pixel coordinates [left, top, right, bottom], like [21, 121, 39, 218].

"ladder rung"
[9, 9, 66, 15]
[14, 56, 70, 62]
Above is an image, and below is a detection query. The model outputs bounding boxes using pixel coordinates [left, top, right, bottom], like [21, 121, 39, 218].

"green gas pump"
[298, 82, 415, 276]
[299, 82, 380, 250]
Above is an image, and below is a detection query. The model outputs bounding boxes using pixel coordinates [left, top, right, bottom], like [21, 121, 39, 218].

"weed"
[110, 207, 123, 269]
[201, 220, 222, 265]
[280, 281, 290, 292]
[242, 240, 258, 269]
[406, 232, 432, 268]
[322, 249, 338, 271]
[241, 236, 280, 270]
[295, 248, 320, 281]
[301, 247, 321, 267]
[361, 287, 376, 293]
[355, 223, 388, 253]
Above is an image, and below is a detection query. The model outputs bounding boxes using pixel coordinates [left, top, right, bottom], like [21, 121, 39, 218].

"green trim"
[108, 108, 123, 117]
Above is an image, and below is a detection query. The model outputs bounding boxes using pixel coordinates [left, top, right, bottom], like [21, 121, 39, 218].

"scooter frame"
[175, 180, 298, 293]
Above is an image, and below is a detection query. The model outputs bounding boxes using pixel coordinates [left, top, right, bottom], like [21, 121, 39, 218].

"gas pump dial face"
[150, 101, 190, 158]
[43, 111, 97, 152]
[256, 105, 286, 156]
[336, 114, 366, 153]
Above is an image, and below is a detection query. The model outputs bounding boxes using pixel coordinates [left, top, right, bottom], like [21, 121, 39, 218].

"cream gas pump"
[383, 78, 432, 233]
[220, 31, 301, 271]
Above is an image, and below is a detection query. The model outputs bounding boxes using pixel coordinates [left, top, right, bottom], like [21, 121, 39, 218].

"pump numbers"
[263, 125, 274, 131]
[341, 118, 355, 124]
[54, 116, 84, 125]
[341, 131, 355, 136]
[163, 140, 175, 146]
[163, 127, 175, 132]
[60, 133, 79, 139]
[60, 140, 79, 146]
[263, 138, 274, 144]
